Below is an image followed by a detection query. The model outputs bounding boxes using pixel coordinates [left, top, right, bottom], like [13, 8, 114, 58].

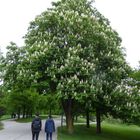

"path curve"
[0, 118, 61, 140]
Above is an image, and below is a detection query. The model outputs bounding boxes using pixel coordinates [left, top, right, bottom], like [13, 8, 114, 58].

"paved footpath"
[0, 118, 61, 140]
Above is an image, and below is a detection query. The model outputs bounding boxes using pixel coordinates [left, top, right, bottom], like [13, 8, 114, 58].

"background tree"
[0, 89, 6, 117]
[5, 88, 40, 118]
[3, 42, 20, 90]
[0, 50, 7, 117]
[128, 65, 140, 124]
[0, 50, 5, 84]
[38, 94, 60, 115]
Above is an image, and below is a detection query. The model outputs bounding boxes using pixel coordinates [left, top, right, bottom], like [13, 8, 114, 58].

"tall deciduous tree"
[2, 42, 41, 118]
[23, 0, 129, 133]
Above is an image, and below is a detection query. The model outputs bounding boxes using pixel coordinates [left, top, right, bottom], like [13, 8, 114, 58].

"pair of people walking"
[31, 114, 55, 140]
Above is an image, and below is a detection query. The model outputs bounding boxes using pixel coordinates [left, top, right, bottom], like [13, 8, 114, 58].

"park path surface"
[0, 118, 61, 140]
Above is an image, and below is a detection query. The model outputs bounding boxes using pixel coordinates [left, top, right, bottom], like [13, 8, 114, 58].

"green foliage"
[110, 77, 140, 124]
[19, 0, 131, 133]
[38, 94, 61, 115]
[3, 42, 21, 90]
[5, 88, 40, 115]
[130, 68, 140, 87]
[131, 71, 140, 81]
[0, 0, 133, 133]
[0, 90, 6, 117]
[24, 0, 129, 104]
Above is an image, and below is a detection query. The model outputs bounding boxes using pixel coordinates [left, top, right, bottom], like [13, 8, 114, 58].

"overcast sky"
[0, 0, 139, 68]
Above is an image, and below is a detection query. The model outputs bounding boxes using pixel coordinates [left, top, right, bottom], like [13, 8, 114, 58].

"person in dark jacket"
[45, 115, 55, 140]
[31, 114, 42, 140]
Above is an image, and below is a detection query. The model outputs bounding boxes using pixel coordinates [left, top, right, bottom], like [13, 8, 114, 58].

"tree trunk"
[26, 109, 29, 118]
[30, 111, 32, 118]
[66, 113, 73, 134]
[49, 107, 52, 116]
[96, 108, 101, 133]
[61, 112, 64, 127]
[62, 99, 74, 134]
[86, 109, 90, 128]
[75, 115, 78, 122]
[17, 108, 21, 119]
[22, 106, 25, 118]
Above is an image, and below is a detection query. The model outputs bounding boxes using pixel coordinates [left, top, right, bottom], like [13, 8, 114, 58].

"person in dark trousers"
[45, 115, 55, 140]
[31, 114, 42, 140]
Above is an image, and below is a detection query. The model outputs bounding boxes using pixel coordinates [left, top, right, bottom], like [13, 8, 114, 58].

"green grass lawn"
[16, 115, 48, 123]
[74, 117, 86, 123]
[0, 114, 59, 123]
[16, 115, 59, 123]
[58, 123, 140, 140]
[0, 115, 11, 121]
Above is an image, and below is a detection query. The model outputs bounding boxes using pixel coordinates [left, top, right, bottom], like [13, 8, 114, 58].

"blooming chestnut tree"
[23, 0, 129, 133]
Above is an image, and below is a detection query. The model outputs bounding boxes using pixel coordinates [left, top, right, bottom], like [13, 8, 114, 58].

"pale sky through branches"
[0, 0, 139, 68]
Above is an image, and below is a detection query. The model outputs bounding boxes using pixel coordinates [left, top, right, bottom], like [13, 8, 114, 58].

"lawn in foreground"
[58, 123, 140, 140]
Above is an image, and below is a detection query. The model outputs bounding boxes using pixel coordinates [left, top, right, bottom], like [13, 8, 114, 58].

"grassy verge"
[0, 115, 11, 121]
[16, 115, 59, 123]
[74, 117, 86, 123]
[58, 123, 140, 140]
[0, 122, 3, 130]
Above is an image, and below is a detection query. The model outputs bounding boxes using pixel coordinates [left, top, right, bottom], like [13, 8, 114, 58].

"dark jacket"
[45, 118, 55, 133]
[31, 117, 42, 132]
